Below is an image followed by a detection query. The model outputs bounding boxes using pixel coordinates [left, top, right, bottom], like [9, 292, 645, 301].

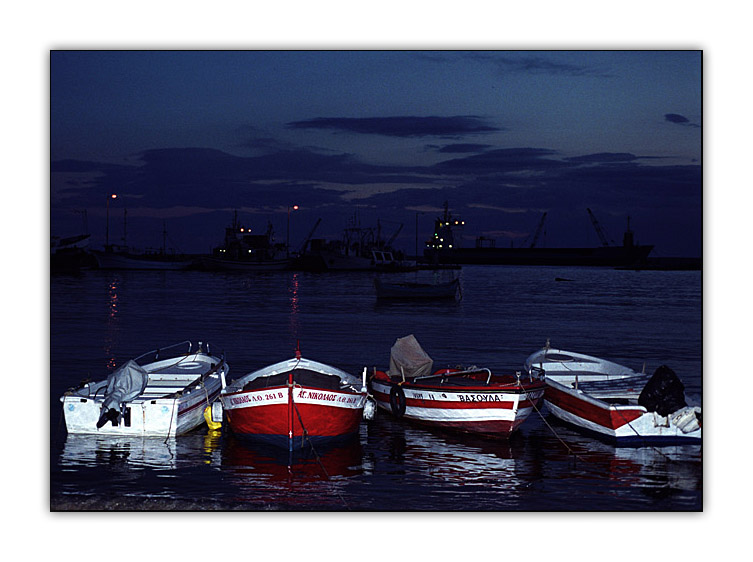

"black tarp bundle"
[638, 365, 688, 417]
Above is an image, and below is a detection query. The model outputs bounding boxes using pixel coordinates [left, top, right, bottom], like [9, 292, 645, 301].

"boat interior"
[242, 368, 355, 393]
[558, 372, 651, 404]
[71, 372, 208, 401]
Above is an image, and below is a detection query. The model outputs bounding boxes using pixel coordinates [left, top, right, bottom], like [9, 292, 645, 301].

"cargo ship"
[422, 203, 653, 267]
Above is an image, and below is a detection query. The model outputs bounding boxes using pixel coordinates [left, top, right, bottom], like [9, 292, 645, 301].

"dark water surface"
[50, 266, 702, 511]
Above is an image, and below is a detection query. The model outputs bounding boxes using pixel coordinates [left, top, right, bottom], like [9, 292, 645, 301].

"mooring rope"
[290, 382, 351, 510]
[528, 354, 685, 465]
[521, 382, 592, 466]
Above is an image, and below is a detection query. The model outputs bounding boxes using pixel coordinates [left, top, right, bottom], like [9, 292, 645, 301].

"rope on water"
[290, 385, 351, 511]
[522, 383, 592, 466]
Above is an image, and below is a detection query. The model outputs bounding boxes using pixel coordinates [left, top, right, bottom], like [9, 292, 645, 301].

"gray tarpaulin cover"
[102, 359, 150, 413]
[388, 335, 434, 379]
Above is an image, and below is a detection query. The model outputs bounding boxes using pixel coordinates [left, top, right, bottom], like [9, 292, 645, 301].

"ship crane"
[529, 212, 547, 248]
[586, 208, 613, 247]
[298, 217, 322, 253]
[378, 219, 404, 247]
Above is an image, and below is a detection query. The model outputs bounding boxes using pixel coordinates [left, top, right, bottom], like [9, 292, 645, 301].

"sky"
[50, 50, 702, 257]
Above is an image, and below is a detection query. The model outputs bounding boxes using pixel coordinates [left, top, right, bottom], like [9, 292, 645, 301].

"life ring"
[389, 385, 406, 418]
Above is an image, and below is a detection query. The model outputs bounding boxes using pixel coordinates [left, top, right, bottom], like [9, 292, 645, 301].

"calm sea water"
[50, 266, 702, 511]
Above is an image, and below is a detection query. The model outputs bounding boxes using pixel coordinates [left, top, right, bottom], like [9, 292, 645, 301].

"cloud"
[287, 116, 501, 138]
[418, 52, 614, 78]
[432, 143, 494, 154]
[51, 143, 702, 256]
[665, 113, 700, 128]
[566, 153, 639, 163]
[433, 147, 569, 174]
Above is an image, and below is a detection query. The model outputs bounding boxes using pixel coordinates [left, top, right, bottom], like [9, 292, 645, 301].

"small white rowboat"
[60, 341, 228, 437]
[524, 344, 701, 444]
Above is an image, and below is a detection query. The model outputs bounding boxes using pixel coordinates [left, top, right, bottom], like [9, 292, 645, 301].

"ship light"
[461, 221, 465, 225]
[449, 245, 453, 248]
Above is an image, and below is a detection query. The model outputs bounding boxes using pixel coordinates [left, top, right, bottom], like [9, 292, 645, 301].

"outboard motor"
[638, 365, 688, 417]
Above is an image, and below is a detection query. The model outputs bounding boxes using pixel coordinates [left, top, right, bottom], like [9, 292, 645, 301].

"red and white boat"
[220, 348, 369, 450]
[524, 344, 702, 444]
[369, 335, 545, 438]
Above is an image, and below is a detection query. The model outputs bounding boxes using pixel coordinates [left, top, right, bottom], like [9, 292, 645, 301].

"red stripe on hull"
[370, 389, 543, 411]
[545, 384, 643, 429]
[227, 401, 362, 439]
[410, 418, 518, 437]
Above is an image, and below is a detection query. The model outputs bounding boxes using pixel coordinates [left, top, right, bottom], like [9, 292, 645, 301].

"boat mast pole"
[105, 193, 117, 248]
[288, 370, 294, 454]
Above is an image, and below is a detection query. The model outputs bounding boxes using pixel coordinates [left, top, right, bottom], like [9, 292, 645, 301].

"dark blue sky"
[50, 50, 702, 256]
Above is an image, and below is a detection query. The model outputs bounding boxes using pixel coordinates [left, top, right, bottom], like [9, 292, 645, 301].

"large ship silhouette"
[423, 203, 653, 267]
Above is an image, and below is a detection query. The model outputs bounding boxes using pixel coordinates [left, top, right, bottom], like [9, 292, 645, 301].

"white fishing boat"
[524, 343, 701, 444]
[92, 245, 194, 270]
[60, 341, 228, 436]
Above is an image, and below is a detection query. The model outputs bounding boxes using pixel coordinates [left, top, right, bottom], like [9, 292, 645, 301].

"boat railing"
[133, 340, 193, 365]
[135, 341, 224, 363]
[414, 367, 493, 383]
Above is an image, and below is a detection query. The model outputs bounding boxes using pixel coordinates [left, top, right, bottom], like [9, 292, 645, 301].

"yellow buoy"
[204, 404, 222, 431]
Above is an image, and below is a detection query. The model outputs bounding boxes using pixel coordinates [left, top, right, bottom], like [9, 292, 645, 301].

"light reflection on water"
[51, 266, 702, 510]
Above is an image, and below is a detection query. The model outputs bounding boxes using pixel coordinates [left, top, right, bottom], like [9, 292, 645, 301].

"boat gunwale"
[371, 370, 545, 394]
[223, 356, 362, 393]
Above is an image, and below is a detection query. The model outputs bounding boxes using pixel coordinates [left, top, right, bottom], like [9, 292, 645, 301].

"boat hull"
[424, 244, 653, 267]
[222, 385, 367, 448]
[92, 250, 192, 270]
[61, 348, 228, 437]
[198, 256, 290, 271]
[374, 278, 459, 299]
[369, 373, 545, 438]
[544, 379, 701, 444]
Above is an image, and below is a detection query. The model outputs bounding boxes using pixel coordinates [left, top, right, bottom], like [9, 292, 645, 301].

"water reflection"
[288, 272, 300, 339]
[60, 434, 180, 470]
[367, 417, 524, 481]
[59, 430, 225, 471]
[220, 433, 363, 509]
[526, 418, 703, 506]
[104, 274, 122, 370]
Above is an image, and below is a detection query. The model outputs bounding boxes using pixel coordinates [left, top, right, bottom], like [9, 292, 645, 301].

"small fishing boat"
[92, 245, 194, 270]
[369, 335, 545, 438]
[198, 212, 291, 271]
[374, 276, 460, 300]
[524, 343, 701, 444]
[60, 341, 228, 436]
[51, 233, 95, 272]
[220, 347, 369, 450]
